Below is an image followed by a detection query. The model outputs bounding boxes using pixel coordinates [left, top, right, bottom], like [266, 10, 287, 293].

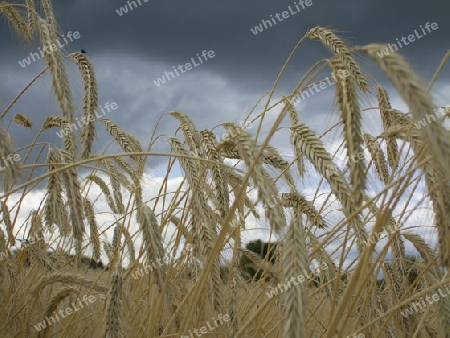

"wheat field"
[1, 1, 450, 337]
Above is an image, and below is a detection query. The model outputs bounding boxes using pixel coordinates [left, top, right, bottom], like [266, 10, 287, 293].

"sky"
[1, 0, 449, 261]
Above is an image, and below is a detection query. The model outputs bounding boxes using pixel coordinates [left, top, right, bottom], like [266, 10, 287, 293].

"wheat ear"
[1, 202, 14, 246]
[41, 0, 55, 26]
[101, 119, 141, 164]
[377, 85, 399, 169]
[102, 160, 125, 214]
[57, 149, 85, 255]
[40, 287, 78, 338]
[69, 52, 98, 160]
[43, 116, 76, 153]
[13, 114, 32, 128]
[87, 174, 118, 214]
[168, 137, 223, 313]
[137, 205, 167, 292]
[37, 17, 75, 122]
[361, 44, 450, 179]
[43, 149, 70, 236]
[84, 198, 102, 263]
[221, 124, 286, 234]
[285, 101, 305, 176]
[113, 223, 135, 265]
[290, 123, 368, 252]
[281, 192, 326, 229]
[306, 26, 368, 92]
[364, 133, 389, 184]
[31, 272, 108, 298]
[330, 59, 365, 209]
[0, 1, 31, 41]
[200, 129, 229, 219]
[380, 123, 450, 268]
[25, 0, 35, 36]
[104, 267, 124, 338]
[283, 218, 308, 338]
[170, 110, 201, 153]
[0, 127, 21, 182]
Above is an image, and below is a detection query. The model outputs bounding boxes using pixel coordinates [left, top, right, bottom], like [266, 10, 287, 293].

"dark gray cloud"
[1, 0, 449, 175]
